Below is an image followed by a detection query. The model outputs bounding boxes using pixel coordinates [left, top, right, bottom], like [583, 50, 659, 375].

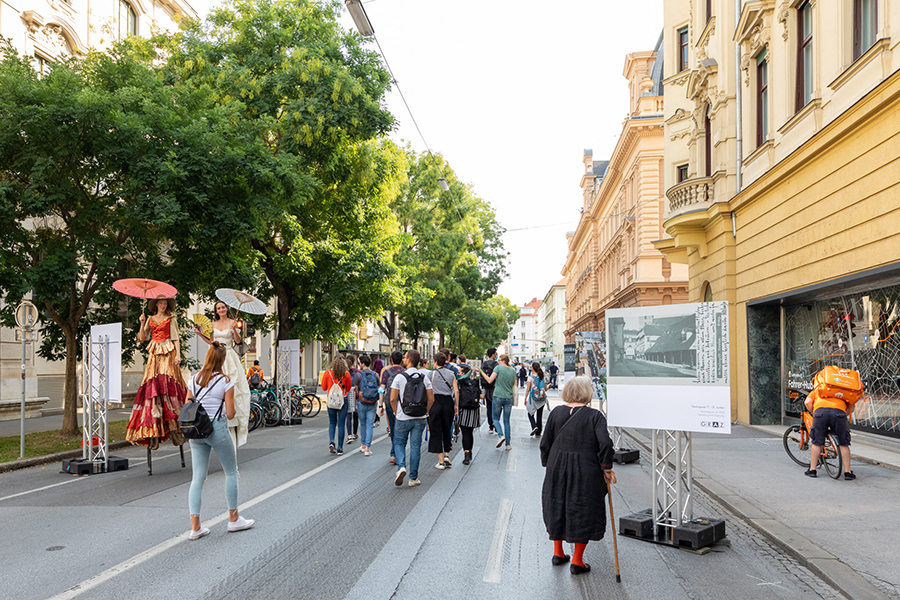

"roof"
[643, 30, 665, 97]
[646, 316, 697, 354]
[524, 297, 542, 309]
[555, 278, 566, 286]
[592, 160, 609, 177]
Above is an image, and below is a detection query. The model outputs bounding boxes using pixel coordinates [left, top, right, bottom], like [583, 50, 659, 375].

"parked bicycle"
[782, 389, 843, 479]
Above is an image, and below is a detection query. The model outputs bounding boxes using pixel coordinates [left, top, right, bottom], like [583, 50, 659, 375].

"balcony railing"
[665, 177, 715, 219]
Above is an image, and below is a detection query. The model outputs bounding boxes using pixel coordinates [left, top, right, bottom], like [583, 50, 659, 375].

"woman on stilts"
[193, 301, 251, 449]
[540, 375, 615, 575]
[126, 295, 187, 450]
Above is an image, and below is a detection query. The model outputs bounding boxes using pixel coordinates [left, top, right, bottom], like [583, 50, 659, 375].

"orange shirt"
[321, 370, 352, 395]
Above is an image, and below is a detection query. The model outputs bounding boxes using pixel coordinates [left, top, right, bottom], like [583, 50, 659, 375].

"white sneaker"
[496, 437, 506, 448]
[189, 527, 210, 541]
[394, 467, 407, 486]
[506, 445, 512, 451]
[408, 479, 421, 487]
[435, 462, 445, 470]
[359, 446, 366, 454]
[364, 449, 372, 456]
[227, 516, 255, 532]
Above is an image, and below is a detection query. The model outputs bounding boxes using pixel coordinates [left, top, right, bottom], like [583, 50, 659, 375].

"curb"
[622, 428, 889, 600]
[0, 441, 132, 474]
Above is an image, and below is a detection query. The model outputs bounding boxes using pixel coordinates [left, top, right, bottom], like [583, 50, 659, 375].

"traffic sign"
[15, 301, 37, 328]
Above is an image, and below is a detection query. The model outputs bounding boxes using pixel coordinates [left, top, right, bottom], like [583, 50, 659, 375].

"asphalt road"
[1, 401, 845, 600]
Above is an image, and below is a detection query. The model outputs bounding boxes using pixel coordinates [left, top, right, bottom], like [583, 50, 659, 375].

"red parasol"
[113, 278, 177, 310]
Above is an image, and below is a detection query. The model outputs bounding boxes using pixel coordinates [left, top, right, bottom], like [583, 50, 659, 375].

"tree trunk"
[438, 328, 445, 350]
[275, 285, 294, 341]
[61, 323, 79, 437]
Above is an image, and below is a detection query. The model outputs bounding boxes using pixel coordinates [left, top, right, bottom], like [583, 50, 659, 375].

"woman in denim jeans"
[185, 342, 254, 540]
[481, 354, 516, 450]
[322, 356, 352, 455]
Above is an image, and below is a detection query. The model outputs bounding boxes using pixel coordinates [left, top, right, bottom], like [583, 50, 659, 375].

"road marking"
[296, 429, 327, 440]
[0, 477, 87, 502]
[483, 498, 513, 583]
[47, 433, 389, 600]
[506, 447, 517, 472]
[129, 448, 190, 468]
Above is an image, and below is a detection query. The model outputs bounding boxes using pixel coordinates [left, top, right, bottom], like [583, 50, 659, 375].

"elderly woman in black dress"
[540, 375, 615, 575]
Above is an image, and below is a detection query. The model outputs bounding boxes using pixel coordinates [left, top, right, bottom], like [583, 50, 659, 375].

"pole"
[20, 328, 26, 459]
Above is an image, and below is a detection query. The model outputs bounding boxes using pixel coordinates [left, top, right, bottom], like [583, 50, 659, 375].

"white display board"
[606, 302, 730, 434]
[280, 339, 301, 386]
[91, 322, 122, 403]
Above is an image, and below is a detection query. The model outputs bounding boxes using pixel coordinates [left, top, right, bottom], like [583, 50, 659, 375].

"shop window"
[795, 1, 813, 112]
[756, 50, 768, 148]
[853, 0, 877, 61]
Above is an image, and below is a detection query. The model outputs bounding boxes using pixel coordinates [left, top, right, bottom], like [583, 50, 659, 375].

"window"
[703, 282, 713, 302]
[33, 55, 50, 79]
[677, 164, 689, 182]
[795, 1, 813, 112]
[119, 0, 137, 38]
[678, 27, 689, 72]
[704, 110, 712, 177]
[756, 51, 768, 148]
[853, 0, 877, 61]
[706, 0, 713, 23]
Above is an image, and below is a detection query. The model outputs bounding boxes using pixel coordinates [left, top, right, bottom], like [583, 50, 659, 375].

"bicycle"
[783, 402, 843, 479]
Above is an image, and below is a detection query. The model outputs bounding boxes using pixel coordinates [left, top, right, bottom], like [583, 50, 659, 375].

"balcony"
[665, 177, 715, 219]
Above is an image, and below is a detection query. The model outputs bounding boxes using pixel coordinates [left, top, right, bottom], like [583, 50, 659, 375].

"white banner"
[606, 302, 730, 434]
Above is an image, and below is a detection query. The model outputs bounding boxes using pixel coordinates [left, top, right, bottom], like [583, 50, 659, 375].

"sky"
[187, 0, 665, 308]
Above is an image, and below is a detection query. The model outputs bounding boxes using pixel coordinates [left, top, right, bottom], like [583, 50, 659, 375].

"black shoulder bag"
[179, 374, 224, 440]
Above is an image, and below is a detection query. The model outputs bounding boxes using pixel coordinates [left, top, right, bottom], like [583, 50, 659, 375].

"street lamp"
[345, 0, 374, 37]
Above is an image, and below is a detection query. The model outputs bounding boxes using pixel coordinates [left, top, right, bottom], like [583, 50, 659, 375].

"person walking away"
[390, 350, 434, 487]
[549, 362, 559, 389]
[356, 355, 380, 456]
[440, 348, 459, 376]
[185, 342, 254, 540]
[322, 356, 352, 455]
[517, 363, 527, 387]
[482, 354, 516, 450]
[480, 348, 499, 434]
[428, 352, 458, 469]
[246, 360, 264, 390]
[526, 362, 548, 436]
[380, 351, 405, 464]
[345, 354, 360, 443]
[456, 364, 481, 464]
[540, 375, 614, 574]
[372, 358, 384, 427]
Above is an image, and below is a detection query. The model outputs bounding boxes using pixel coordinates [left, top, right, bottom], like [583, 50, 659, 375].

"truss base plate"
[613, 448, 641, 464]
[108, 456, 129, 471]
[61, 459, 100, 475]
[672, 519, 726, 549]
[619, 509, 654, 539]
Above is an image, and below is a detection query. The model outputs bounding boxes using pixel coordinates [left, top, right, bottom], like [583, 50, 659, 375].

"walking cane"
[606, 474, 621, 583]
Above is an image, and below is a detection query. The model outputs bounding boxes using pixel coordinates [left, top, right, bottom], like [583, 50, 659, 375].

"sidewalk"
[623, 425, 900, 600]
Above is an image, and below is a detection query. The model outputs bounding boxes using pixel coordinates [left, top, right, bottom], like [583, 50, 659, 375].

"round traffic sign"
[15, 301, 37, 328]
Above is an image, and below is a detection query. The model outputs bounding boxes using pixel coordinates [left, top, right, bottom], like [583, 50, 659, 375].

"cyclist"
[805, 389, 855, 480]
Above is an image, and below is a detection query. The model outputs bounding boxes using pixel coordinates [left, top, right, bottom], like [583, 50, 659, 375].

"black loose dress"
[540, 405, 614, 543]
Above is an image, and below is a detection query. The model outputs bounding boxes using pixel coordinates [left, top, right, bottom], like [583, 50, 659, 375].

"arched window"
[119, 1, 137, 38]
[702, 281, 713, 302]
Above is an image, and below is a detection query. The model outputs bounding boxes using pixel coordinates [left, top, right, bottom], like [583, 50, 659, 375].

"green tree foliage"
[165, 0, 403, 342]
[0, 38, 261, 434]
[384, 151, 510, 349]
[447, 296, 520, 359]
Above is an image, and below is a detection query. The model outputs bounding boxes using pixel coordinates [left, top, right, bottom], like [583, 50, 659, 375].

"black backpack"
[480, 359, 497, 389]
[458, 377, 481, 409]
[249, 372, 261, 389]
[399, 371, 428, 417]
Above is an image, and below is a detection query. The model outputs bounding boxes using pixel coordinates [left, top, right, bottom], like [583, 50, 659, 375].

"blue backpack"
[359, 370, 380, 403]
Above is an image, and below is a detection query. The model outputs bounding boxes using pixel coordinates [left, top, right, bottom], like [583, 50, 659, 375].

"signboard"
[280, 339, 302, 386]
[91, 323, 122, 403]
[606, 302, 730, 434]
[15, 301, 37, 328]
[574, 331, 606, 404]
[563, 344, 577, 371]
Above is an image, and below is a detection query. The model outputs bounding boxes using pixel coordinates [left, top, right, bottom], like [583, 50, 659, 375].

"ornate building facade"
[563, 37, 689, 344]
[656, 0, 900, 436]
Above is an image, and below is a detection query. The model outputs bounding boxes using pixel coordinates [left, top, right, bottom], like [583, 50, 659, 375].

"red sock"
[553, 540, 566, 557]
[572, 542, 587, 566]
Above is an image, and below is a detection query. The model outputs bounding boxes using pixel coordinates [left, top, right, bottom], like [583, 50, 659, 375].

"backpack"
[458, 377, 481, 409]
[532, 376, 546, 401]
[399, 371, 428, 417]
[359, 370, 380, 403]
[382, 366, 404, 390]
[249, 371, 261, 389]
[480, 359, 497, 389]
[326, 371, 345, 410]
[813, 366, 863, 405]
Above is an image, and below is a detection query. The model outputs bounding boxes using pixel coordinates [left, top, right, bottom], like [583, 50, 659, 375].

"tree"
[0, 38, 265, 434]
[166, 0, 403, 343]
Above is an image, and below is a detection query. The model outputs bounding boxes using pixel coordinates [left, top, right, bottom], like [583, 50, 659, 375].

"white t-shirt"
[391, 368, 432, 421]
[188, 373, 235, 420]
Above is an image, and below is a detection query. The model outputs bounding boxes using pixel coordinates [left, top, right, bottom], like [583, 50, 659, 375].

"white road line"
[47, 433, 389, 600]
[483, 498, 513, 583]
[296, 429, 327, 440]
[0, 477, 87, 502]
[506, 447, 517, 472]
[129, 448, 190, 468]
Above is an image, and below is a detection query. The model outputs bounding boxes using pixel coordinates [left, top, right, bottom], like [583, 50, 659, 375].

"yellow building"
[563, 37, 689, 343]
[657, 0, 900, 437]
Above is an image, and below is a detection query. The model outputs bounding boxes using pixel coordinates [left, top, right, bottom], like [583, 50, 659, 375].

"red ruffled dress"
[125, 317, 187, 448]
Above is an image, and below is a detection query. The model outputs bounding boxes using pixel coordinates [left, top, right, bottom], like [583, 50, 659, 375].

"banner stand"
[276, 341, 302, 426]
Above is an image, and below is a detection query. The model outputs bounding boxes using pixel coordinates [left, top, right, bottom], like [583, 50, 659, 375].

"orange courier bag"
[813, 366, 863, 405]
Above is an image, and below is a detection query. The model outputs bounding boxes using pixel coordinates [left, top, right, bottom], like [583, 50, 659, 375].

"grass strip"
[0, 420, 129, 464]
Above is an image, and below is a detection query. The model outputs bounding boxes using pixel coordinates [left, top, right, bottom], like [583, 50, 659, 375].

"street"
[611, 358, 696, 378]
[0, 399, 855, 600]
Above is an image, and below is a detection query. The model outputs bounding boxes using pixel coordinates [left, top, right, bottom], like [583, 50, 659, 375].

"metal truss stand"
[62, 335, 128, 475]
[611, 426, 640, 464]
[276, 345, 301, 426]
[618, 430, 725, 552]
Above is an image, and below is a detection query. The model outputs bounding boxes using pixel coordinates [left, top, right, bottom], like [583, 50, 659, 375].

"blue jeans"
[357, 401, 378, 447]
[384, 401, 396, 457]
[492, 396, 513, 444]
[328, 399, 350, 450]
[393, 418, 426, 480]
[189, 417, 238, 515]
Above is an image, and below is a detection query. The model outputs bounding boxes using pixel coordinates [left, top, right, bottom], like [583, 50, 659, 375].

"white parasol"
[215, 289, 267, 315]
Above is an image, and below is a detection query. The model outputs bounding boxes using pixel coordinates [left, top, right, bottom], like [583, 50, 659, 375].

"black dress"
[540, 405, 614, 543]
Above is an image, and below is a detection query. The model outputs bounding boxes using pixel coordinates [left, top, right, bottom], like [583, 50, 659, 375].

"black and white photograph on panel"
[607, 310, 698, 379]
